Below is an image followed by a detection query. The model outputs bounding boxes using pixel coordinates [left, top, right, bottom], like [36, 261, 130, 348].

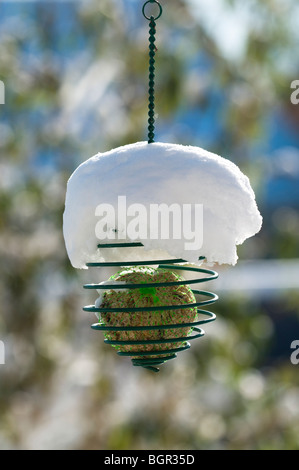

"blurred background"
[0, 0, 299, 450]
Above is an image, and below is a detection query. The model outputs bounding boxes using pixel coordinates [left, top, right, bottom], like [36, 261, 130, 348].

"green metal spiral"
[83, 242, 218, 372]
[81, 2, 218, 372]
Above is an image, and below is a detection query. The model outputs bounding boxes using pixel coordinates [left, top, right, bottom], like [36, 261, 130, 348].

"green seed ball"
[98, 266, 197, 359]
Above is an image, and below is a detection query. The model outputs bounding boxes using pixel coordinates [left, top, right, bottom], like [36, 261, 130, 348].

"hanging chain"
[142, 1, 163, 144]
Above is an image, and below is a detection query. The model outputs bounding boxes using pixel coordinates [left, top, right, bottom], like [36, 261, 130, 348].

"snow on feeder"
[63, 1, 262, 372]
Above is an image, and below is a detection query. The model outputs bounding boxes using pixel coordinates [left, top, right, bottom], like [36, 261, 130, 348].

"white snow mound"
[63, 141, 262, 268]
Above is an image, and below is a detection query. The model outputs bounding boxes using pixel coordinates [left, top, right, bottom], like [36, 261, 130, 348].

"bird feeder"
[63, 1, 262, 372]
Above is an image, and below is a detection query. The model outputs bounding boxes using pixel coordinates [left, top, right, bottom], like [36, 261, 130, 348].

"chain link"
[142, 1, 163, 144]
[142, 0, 162, 21]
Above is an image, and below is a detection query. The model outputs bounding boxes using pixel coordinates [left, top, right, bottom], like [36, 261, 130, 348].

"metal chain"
[142, 1, 163, 144]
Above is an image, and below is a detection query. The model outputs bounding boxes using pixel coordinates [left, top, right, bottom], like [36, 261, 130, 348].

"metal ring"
[142, 0, 163, 21]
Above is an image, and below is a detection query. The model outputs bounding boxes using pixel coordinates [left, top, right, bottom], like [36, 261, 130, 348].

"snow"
[63, 141, 262, 268]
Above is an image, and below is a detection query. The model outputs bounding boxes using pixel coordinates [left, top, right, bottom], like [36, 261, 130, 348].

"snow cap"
[63, 142, 262, 268]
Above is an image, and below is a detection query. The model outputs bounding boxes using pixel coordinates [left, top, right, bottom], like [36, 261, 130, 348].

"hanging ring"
[142, 0, 163, 21]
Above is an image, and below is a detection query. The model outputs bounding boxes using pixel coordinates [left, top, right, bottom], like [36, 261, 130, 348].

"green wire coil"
[81, 2, 218, 372]
[83, 242, 218, 372]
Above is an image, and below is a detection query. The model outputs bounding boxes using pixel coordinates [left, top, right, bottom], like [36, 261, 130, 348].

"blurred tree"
[0, 0, 298, 450]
